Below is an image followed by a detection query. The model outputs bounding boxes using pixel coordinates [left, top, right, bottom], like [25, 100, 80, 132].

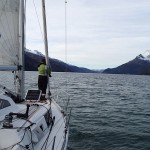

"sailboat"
[0, 0, 70, 149]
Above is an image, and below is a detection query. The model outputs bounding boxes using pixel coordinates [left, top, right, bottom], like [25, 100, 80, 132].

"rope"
[29, 127, 35, 150]
[55, 121, 66, 149]
[40, 104, 52, 125]
[45, 117, 65, 149]
[1, 127, 27, 150]
[41, 116, 55, 150]
[0, 103, 67, 150]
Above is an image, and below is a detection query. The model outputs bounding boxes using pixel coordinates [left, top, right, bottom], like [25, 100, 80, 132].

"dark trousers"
[38, 75, 48, 94]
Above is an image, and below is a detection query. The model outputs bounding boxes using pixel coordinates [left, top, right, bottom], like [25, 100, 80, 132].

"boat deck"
[0, 94, 68, 150]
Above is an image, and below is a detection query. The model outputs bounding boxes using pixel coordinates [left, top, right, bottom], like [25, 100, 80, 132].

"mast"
[18, 0, 25, 100]
[42, 0, 51, 99]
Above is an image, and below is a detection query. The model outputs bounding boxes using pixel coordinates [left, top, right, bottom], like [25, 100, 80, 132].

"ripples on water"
[0, 72, 150, 150]
[67, 73, 150, 150]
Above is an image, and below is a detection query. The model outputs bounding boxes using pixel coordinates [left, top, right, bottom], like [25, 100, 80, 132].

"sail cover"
[0, 0, 20, 67]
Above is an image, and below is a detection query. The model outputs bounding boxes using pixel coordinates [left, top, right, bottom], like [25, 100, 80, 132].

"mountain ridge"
[25, 49, 98, 73]
[103, 51, 150, 75]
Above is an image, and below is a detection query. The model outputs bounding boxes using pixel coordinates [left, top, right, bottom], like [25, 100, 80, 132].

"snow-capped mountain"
[103, 51, 150, 75]
[24, 49, 97, 73]
[137, 50, 150, 62]
[25, 49, 44, 56]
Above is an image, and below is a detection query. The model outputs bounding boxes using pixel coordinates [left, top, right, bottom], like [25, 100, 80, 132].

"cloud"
[26, 0, 150, 69]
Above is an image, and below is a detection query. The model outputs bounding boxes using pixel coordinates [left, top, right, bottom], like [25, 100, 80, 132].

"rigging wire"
[24, 0, 27, 50]
[64, 0, 70, 111]
[65, 0, 68, 72]
[32, 0, 44, 46]
[64, 2, 72, 142]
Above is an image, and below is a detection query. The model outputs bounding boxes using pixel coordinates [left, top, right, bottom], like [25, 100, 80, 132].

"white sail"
[0, 0, 20, 67]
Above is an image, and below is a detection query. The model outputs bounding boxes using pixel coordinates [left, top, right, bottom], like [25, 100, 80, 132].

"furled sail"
[0, 0, 20, 67]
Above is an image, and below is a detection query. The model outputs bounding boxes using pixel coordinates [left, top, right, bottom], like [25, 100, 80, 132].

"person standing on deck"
[38, 58, 51, 98]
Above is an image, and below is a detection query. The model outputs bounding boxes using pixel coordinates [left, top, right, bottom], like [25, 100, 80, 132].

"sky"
[26, 0, 150, 70]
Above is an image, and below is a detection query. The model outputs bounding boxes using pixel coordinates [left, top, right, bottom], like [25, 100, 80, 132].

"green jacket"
[38, 63, 51, 76]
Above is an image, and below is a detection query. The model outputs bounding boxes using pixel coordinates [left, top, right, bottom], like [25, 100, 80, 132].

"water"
[0, 72, 150, 150]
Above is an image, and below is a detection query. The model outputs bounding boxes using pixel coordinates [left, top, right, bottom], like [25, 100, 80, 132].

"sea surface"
[0, 72, 150, 150]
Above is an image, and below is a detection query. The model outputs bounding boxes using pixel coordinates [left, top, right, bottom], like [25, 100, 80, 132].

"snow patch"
[141, 50, 150, 58]
[138, 50, 150, 62]
[25, 49, 44, 56]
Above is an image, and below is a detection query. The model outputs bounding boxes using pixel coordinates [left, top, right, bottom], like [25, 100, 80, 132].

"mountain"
[25, 49, 96, 73]
[103, 51, 150, 75]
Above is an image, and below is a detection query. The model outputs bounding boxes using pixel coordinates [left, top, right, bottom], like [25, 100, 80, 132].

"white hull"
[0, 93, 69, 150]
